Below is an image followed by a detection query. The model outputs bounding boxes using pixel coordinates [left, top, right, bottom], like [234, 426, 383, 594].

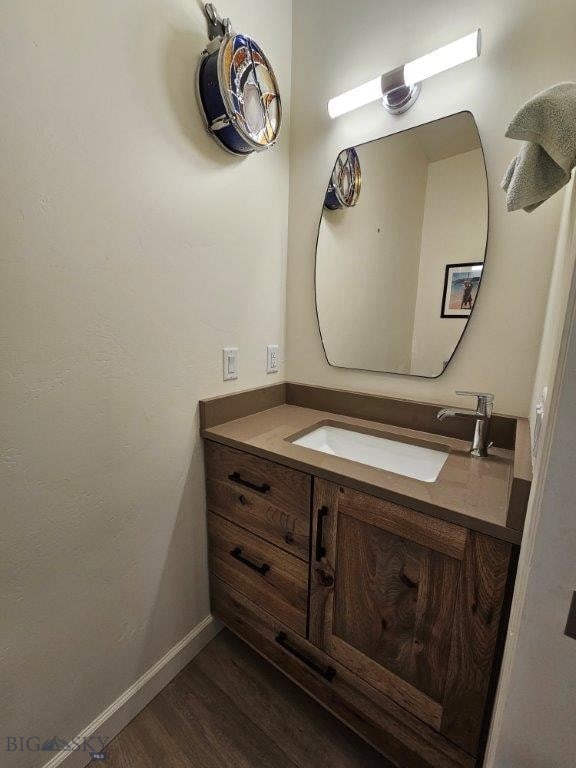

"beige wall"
[411, 148, 487, 374]
[0, 0, 291, 763]
[287, 0, 576, 416]
[528, 179, 576, 432]
[316, 134, 428, 373]
[486, 181, 576, 766]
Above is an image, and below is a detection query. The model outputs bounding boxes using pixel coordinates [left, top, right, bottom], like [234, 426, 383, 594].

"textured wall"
[287, 0, 576, 416]
[0, 0, 291, 763]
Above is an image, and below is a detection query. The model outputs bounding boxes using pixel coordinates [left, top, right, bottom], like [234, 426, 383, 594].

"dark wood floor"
[91, 629, 390, 767]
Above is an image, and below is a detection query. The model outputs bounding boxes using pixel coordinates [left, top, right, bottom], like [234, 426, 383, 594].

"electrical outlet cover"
[266, 344, 279, 374]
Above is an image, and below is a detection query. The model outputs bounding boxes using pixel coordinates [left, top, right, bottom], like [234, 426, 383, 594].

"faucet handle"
[456, 390, 494, 415]
[455, 390, 494, 403]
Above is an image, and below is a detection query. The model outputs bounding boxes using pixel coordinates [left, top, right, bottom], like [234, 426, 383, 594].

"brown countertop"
[202, 402, 529, 545]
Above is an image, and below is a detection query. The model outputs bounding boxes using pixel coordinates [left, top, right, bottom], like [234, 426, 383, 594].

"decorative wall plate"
[197, 4, 282, 156]
[324, 148, 362, 209]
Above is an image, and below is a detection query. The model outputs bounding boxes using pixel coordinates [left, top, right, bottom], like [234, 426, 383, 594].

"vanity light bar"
[328, 77, 383, 120]
[328, 29, 481, 118]
[404, 30, 481, 84]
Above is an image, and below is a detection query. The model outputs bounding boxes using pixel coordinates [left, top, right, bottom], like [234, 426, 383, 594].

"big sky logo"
[5, 735, 107, 755]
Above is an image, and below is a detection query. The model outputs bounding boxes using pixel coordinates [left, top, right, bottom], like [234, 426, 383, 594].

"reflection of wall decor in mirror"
[315, 111, 488, 378]
[197, 4, 282, 156]
[324, 148, 362, 210]
[441, 263, 484, 318]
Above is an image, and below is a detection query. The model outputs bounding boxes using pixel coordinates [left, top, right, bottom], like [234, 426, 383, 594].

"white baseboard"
[41, 615, 221, 768]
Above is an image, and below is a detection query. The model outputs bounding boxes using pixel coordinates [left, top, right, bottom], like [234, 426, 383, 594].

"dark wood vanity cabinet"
[310, 480, 513, 757]
[205, 441, 515, 768]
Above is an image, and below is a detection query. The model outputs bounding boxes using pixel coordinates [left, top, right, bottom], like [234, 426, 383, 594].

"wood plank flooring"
[90, 629, 390, 767]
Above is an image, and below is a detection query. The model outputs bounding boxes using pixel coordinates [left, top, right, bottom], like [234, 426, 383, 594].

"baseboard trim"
[41, 615, 221, 768]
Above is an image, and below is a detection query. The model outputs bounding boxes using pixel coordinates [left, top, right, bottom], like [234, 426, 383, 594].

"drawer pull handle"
[230, 547, 270, 576]
[228, 472, 271, 494]
[238, 494, 247, 505]
[275, 632, 336, 682]
[315, 506, 329, 561]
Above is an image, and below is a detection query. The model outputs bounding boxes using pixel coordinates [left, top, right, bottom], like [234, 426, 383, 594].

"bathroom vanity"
[195, 103, 534, 768]
[201, 383, 530, 768]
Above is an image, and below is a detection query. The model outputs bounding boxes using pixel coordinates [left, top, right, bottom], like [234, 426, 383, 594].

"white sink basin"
[292, 425, 449, 483]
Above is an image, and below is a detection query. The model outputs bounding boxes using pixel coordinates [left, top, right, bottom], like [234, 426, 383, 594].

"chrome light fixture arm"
[380, 66, 422, 114]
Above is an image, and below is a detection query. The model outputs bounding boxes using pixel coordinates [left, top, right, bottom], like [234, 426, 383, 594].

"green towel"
[502, 82, 576, 212]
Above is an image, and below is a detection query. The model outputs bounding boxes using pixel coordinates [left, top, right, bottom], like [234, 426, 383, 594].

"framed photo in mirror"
[441, 262, 484, 318]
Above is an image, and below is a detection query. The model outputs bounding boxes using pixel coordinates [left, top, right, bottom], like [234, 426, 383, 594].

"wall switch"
[223, 347, 238, 381]
[266, 344, 279, 374]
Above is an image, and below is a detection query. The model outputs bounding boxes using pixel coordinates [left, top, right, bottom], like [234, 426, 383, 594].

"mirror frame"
[314, 110, 489, 379]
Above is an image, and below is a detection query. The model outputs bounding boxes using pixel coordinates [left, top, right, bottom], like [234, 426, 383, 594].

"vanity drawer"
[208, 513, 308, 636]
[211, 577, 474, 768]
[205, 441, 311, 561]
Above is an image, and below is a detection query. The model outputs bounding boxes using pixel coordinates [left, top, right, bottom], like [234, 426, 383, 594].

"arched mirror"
[315, 111, 488, 378]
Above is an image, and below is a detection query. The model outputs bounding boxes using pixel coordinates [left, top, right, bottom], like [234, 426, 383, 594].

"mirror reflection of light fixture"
[328, 29, 481, 118]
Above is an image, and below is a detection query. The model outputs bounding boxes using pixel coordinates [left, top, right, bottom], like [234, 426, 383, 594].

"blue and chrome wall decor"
[197, 4, 282, 156]
[324, 148, 362, 210]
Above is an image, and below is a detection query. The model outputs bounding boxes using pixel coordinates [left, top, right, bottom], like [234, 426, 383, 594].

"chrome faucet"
[437, 391, 494, 458]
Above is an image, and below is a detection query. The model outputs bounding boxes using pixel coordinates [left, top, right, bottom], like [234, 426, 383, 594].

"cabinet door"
[309, 480, 512, 756]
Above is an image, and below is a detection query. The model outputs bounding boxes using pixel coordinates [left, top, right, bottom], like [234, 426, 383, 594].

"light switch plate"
[223, 347, 238, 381]
[266, 344, 279, 374]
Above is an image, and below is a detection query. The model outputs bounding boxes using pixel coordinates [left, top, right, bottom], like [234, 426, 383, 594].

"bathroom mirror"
[315, 111, 488, 377]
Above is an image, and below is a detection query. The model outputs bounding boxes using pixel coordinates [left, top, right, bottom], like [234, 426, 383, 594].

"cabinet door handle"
[228, 472, 271, 494]
[275, 632, 336, 682]
[315, 506, 329, 561]
[230, 547, 270, 576]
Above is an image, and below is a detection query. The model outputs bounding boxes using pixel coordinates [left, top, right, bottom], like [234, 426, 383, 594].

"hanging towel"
[502, 82, 576, 212]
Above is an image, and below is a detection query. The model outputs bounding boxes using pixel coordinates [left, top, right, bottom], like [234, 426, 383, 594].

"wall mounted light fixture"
[328, 29, 481, 118]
